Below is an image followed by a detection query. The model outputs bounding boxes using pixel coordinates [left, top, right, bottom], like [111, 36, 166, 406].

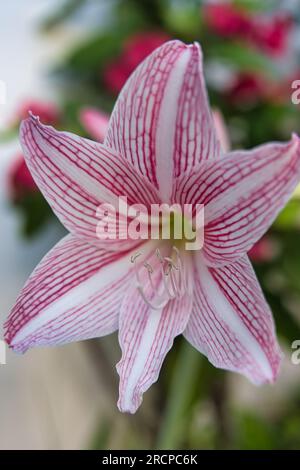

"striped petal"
[176, 135, 300, 266]
[117, 247, 193, 413]
[20, 115, 160, 250]
[212, 109, 230, 153]
[105, 40, 220, 202]
[184, 254, 281, 384]
[5, 235, 153, 353]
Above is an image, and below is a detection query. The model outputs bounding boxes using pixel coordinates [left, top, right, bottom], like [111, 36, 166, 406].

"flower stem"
[156, 340, 202, 449]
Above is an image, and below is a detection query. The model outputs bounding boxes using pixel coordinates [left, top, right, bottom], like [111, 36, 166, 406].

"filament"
[131, 247, 188, 310]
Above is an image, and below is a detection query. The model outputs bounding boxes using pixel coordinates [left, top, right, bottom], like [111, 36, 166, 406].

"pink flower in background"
[227, 73, 266, 106]
[227, 69, 299, 107]
[249, 237, 278, 263]
[203, 3, 252, 38]
[204, 3, 292, 58]
[79, 107, 109, 142]
[17, 100, 60, 125]
[8, 155, 38, 201]
[5, 40, 300, 413]
[252, 14, 292, 57]
[103, 31, 170, 93]
[103, 60, 131, 95]
[123, 32, 171, 67]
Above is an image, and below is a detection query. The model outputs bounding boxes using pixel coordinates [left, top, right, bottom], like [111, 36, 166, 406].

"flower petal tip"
[115, 363, 141, 414]
[117, 387, 143, 414]
[191, 41, 202, 53]
[3, 328, 27, 355]
[20, 115, 38, 141]
[117, 399, 140, 415]
[255, 347, 282, 386]
[27, 110, 40, 122]
[291, 132, 300, 145]
[289, 133, 300, 161]
[164, 38, 202, 54]
[20, 112, 52, 138]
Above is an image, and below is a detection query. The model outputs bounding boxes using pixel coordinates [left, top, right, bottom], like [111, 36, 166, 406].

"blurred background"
[0, 0, 300, 450]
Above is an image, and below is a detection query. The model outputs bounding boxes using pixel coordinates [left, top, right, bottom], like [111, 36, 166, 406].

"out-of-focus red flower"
[103, 32, 170, 94]
[9, 155, 38, 201]
[251, 14, 292, 57]
[123, 32, 171, 67]
[204, 4, 292, 58]
[17, 100, 60, 125]
[229, 68, 300, 107]
[227, 73, 266, 106]
[203, 3, 252, 38]
[103, 60, 132, 95]
[248, 237, 278, 263]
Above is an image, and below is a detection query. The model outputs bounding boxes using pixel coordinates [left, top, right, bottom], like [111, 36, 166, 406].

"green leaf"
[162, 2, 202, 38]
[89, 418, 110, 450]
[274, 200, 300, 230]
[13, 192, 55, 238]
[234, 412, 277, 449]
[232, 0, 277, 12]
[64, 32, 125, 73]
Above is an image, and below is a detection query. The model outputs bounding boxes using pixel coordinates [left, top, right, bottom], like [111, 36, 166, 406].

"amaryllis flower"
[5, 41, 300, 413]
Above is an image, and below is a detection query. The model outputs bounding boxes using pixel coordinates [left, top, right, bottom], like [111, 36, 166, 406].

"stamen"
[143, 261, 153, 274]
[164, 257, 179, 271]
[131, 247, 188, 309]
[161, 263, 176, 299]
[131, 252, 142, 263]
[155, 248, 164, 263]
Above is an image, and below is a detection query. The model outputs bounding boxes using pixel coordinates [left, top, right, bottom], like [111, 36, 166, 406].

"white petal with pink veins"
[105, 40, 220, 200]
[175, 135, 300, 266]
[20, 116, 160, 250]
[6, 236, 156, 353]
[184, 253, 281, 384]
[118, 291, 193, 413]
[117, 247, 193, 413]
